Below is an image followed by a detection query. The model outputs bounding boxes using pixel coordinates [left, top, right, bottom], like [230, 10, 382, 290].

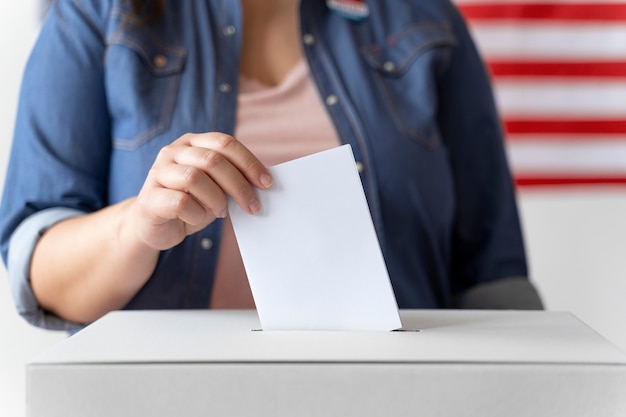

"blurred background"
[1, 1, 626, 416]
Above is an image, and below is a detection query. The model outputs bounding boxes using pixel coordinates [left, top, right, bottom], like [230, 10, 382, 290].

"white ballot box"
[27, 310, 626, 417]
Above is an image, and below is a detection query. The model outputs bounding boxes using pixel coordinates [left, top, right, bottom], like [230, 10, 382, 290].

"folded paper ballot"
[229, 145, 402, 331]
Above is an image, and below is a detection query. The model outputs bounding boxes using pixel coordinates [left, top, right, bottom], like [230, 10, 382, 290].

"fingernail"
[219, 208, 228, 219]
[259, 173, 273, 188]
[249, 198, 261, 214]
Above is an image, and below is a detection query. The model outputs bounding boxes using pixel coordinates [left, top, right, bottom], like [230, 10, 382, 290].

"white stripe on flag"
[507, 140, 626, 174]
[494, 80, 626, 117]
[470, 24, 626, 60]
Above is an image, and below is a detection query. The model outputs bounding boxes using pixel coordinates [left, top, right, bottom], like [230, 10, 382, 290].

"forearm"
[30, 198, 159, 324]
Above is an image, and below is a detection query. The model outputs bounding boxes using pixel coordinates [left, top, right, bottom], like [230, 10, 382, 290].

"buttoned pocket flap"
[360, 23, 456, 77]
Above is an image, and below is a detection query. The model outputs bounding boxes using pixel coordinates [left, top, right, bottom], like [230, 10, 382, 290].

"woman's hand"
[131, 132, 273, 250]
[29, 132, 271, 324]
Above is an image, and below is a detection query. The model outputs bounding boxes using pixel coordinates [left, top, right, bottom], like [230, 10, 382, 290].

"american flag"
[456, 0, 626, 187]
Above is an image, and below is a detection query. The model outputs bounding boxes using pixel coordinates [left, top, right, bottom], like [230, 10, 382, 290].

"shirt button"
[355, 162, 364, 173]
[223, 25, 236, 36]
[382, 61, 396, 73]
[325, 94, 338, 106]
[219, 82, 232, 93]
[201, 238, 213, 250]
[303, 33, 315, 45]
[153, 54, 168, 68]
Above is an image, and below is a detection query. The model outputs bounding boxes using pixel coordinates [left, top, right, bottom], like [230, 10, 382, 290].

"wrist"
[115, 197, 161, 264]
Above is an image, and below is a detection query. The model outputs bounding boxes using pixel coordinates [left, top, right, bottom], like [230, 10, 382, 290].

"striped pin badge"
[327, 0, 369, 22]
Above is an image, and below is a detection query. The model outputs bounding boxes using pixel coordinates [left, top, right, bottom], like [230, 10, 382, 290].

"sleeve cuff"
[7, 208, 87, 331]
[454, 277, 544, 310]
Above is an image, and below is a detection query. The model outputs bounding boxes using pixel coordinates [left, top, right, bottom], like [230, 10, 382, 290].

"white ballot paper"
[228, 145, 402, 331]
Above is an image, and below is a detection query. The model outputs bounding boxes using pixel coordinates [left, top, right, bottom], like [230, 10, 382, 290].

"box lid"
[30, 310, 626, 366]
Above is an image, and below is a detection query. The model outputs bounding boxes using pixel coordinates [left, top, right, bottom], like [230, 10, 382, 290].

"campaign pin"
[327, 0, 370, 22]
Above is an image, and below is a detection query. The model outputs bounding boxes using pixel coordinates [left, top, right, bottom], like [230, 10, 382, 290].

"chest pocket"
[360, 22, 456, 148]
[105, 27, 187, 151]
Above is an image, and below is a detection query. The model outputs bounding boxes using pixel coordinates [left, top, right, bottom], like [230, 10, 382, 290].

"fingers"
[172, 145, 262, 216]
[187, 133, 273, 190]
[149, 162, 228, 219]
[134, 184, 212, 250]
[156, 132, 272, 216]
[141, 185, 213, 232]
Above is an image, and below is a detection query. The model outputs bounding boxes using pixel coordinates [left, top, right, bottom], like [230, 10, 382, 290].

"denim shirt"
[0, 0, 530, 330]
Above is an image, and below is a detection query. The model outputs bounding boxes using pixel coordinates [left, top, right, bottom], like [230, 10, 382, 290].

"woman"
[0, 0, 542, 331]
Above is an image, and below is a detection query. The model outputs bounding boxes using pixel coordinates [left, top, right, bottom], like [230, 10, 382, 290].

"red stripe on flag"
[488, 61, 626, 78]
[504, 120, 626, 136]
[516, 176, 626, 187]
[459, 3, 626, 22]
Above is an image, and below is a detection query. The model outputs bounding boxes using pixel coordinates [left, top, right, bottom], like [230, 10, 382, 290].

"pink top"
[209, 60, 340, 308]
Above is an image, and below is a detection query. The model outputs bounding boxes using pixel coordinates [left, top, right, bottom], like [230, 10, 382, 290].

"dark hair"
[42, 1, 164, 22]
[129, 0, 165, 20]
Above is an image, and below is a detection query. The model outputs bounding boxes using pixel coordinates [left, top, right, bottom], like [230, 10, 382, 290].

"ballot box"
[27, 309, 626, 417]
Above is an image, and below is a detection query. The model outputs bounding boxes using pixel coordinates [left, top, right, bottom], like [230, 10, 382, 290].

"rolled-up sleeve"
[0, 0, 113, 332]
[8, 208, 86, 331]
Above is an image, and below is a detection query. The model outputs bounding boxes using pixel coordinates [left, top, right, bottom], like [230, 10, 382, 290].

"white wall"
[0, 3, 625, 417]
[0, 3, 67, 417]
[520, 189, 626, 351]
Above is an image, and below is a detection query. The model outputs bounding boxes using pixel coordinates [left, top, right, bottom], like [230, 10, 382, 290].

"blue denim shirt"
[0, 0, 531, 330]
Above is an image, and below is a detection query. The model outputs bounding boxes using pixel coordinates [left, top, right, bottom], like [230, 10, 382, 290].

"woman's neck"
[239, 0, 303, 86]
